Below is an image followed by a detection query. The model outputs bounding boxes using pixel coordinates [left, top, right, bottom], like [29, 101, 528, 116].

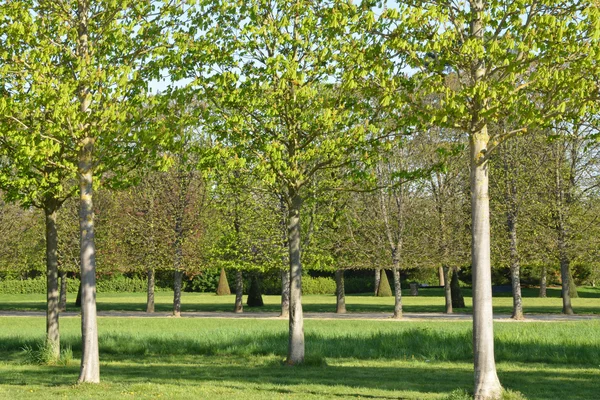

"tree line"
[1, 1, 599, 399]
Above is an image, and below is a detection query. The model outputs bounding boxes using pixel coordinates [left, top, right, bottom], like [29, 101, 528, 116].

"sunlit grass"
[0, 317, 599, 399]
[1, 286, 599, 314]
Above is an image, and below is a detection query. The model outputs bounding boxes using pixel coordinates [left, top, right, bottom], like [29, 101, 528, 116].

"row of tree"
[1, 1, 599, 398]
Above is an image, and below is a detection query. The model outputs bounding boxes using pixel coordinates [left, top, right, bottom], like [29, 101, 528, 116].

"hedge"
[0, 276, 171, 294]
[0, 273, 374, 295]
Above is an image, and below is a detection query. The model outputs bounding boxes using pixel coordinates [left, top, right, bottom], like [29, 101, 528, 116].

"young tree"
[180, 0, 379, 364]
[381, 1, 600, 397]
[1, 0, 182, 382]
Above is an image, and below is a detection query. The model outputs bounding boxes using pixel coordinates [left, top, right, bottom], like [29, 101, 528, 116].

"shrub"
[302, 276, 336, 295]
[216, 268, 231, 295]
[377, 270, 393, 297]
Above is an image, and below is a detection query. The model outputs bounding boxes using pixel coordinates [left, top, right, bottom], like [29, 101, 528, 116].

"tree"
[181, 0, 379, 364]
[216, 268, 231, 295]
[1, 0, 181, 382]
[381, 1, 600, 397]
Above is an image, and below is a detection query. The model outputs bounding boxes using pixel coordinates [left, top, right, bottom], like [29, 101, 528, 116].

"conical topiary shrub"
[377, 269, 393, 297]
[247, 273, 264, 307]
[216, 268, 231, 295]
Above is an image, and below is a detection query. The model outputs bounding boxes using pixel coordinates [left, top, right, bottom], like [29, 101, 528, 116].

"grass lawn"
[0, 317, 599, 399]
[1, 286, 599, 314]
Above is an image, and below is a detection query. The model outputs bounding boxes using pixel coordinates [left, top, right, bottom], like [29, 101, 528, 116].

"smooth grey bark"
[45, 206, 60, 360]
[173, 270, 183, 317]
[146, 268, 155, 313]
[539, 266, 547, 298]
[470, 126, 502, 399]
[443, 266, 452, 314]
[77, 138, 100, 383]
[335, 269, 346, 314]
[392, 264, 402, 319]
[59, 270, 67, 312]
[506, 202, 523, 319]
[286, 193, 304, 365]
[234, 270, 243, 313]
[280, 269, 290, 318]
[558, 227, 574, 314]
[374, 268, 381, 296]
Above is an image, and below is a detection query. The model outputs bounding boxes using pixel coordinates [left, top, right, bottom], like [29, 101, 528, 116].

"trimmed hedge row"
[0, 276, 171, 295]
[0, 274, 376, 295]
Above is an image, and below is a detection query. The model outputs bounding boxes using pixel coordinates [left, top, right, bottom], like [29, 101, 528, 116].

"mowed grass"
[0, 317, 599, 399]
[1, 286, 600, 314]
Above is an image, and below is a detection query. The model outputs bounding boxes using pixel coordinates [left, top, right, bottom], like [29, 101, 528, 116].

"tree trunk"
[374, 268, 381, 296]
[234, 270, 243, 313]
[280, 269, 290, 318]
[507, 214, 523, 320]
[335, 269, 346, 314]
[286, 193, 304, 365]
[539, 266, 547, 298]
[438, 266, 445, 287]
[558, 227, 574, 314]
[470, 126, 502, 399]
[77, 138, 100, 384]
[392, 263, 402, 319]
[173, 270, 183, 317]
[451, 267, 465, 308]
[59, 270, 67, 312]
[443, 266, 452, 313]
[146, 268, 155, 313]
[45, 206, 60, 361]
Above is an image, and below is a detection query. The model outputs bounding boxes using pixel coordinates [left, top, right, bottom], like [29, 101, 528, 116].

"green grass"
[1, 286, 600, 314]
[0, 316, 599, 399]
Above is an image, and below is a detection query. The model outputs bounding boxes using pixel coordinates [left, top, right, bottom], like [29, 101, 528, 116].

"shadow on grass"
[2, 355, 599, 400]
[2, 323, 599, 366]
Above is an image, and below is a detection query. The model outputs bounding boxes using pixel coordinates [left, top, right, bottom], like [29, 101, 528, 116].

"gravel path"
[0, 310, 598, 321]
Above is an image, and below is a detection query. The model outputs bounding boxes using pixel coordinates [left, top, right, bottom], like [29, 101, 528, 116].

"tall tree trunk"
[392, 262, 402, 319]
[59, 270, 67, 312]
[443, 266, 452, 314]
[77, 138, 100, 383]
[173, 270, 183, 317]
[335, 269, 346, 314]
[234, 270, 243, 313]
[280, 269, 290, 318]
[558, 224, 574, 314]
[470, 126, 502, 399]
[438, 266, 445, 287]
[507, 213, 523, 320]
[45, 206, 60, 360]
[539, 266, 547, 298]
[374, 268, 381, 296]
[286, 192, 304, 365]
[146, 268, 155, 313]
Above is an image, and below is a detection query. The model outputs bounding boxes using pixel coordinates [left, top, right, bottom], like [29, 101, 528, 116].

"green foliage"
[216, 268, 231, 296]
[377, 270, 393, 297]
[300, 276, 337, 295]
[0, 276, 173, 294]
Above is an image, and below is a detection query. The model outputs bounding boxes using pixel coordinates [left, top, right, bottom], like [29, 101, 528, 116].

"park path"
[0, 310, 598, 321]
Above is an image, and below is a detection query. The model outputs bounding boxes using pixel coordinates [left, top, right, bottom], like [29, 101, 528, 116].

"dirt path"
[0, 310, 597, 321]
